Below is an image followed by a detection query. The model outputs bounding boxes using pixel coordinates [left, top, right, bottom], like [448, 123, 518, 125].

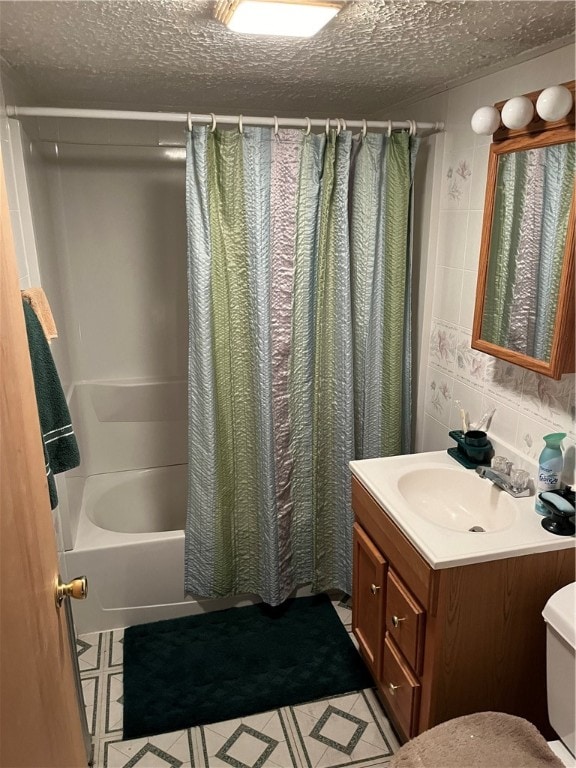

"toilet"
[542, 582, 576, 767]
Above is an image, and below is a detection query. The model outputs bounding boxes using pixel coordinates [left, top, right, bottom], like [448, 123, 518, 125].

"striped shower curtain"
[482, 141, 575, 360]
[185, 126, 419, 606]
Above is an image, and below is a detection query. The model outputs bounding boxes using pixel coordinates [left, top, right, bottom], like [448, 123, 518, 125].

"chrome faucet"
[475, 466, 532, 498]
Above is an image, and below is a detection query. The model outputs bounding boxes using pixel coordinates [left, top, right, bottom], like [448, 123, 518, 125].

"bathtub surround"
[185, 126, 419, 606]
[123, 594, 372, 739]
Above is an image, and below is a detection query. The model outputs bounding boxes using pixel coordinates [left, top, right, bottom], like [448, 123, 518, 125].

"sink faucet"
[475, 466, 531, 498]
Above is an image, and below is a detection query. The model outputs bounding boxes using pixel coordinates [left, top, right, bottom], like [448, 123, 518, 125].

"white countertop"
[350, 450, 575, 570]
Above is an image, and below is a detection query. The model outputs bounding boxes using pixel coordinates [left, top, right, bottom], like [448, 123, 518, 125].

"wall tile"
[520, 371, 575, 438]
[481, 393, 519, 449]
[484, 357, 525, 409]
[424, 366, 453, 426]
[432, 266, 463, 325]
[449, 380, 484, 433]
[469, 145, 489, 211]
[441, 149, 473, 210]
[458, 270, 477, 331]
[414, 44, 576, 457]
[464, 210, 483, 272]
[514, 413, 559, 463]
[428, 319, 458, 375]
[455, 330, 488, 391]
[436, 210, 467, 268]
[422, 413, 453, 453]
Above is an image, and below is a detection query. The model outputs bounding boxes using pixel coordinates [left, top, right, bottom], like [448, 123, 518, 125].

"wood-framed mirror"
[471, 81, 575, 380]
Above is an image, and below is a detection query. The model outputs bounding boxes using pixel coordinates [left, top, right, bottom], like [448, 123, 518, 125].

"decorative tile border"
[454, 331, 488, 391]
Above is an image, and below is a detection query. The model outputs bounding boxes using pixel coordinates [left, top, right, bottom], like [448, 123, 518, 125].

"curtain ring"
[238, 114, 243, 134]
[387, 120, 392, 138]
[209, 113, 217, 132]
[361, 119, 367, 139]
[305, 117, 311, 136]
[409, 119, 417, 137]
[340, 118, 347, 132]
[325, 117, 331, 135]
[273, 115, 279, 136]
[187, 112, 192, 132]
[336, 118, 342, 136]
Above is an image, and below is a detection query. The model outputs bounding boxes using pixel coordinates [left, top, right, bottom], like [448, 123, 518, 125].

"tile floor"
[77, 596, 400, 768]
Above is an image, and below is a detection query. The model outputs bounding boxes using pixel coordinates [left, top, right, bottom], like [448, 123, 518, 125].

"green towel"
[23, 300, 80, 509]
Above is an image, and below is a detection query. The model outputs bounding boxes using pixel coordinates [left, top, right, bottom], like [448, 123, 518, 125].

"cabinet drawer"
[381, 634, 421, 740]
[386, 569, 425, 674]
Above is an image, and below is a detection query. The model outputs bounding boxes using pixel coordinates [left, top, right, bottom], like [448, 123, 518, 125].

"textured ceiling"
[0, 1, 574, 117]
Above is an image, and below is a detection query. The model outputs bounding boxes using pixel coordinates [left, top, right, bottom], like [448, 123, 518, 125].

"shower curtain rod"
[6, 106, 444, 136]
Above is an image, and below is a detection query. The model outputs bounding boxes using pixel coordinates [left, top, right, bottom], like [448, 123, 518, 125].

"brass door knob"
[392, 615, 406, 628]
[370, 584, 381, 595]
[55, 575, 88, 608]
[388, 682, 401, 695]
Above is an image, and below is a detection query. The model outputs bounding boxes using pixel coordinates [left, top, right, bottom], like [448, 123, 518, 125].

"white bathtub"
[64, 464, 260, 634]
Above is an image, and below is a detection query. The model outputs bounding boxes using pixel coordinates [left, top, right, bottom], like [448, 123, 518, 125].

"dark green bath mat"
[123, 593, 372, 739]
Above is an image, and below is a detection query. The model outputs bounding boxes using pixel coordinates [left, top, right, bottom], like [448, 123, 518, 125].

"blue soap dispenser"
[535, 433, 566, 516]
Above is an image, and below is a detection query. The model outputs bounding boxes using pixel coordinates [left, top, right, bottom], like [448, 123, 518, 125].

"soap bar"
[539, 492, 575, 515]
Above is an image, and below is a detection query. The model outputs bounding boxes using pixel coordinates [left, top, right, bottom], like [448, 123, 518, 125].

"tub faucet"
[475, 466, 531, 498]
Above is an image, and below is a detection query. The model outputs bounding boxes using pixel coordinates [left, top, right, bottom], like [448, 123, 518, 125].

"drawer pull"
[388, 682, 401, 695]
[370, 584, 381, 594]
[392, 615, 406, 628]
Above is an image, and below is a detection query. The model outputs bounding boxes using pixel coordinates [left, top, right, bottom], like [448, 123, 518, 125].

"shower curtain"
[185, 126, 419, 606]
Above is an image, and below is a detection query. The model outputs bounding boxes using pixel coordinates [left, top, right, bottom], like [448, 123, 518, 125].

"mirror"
[472, 83, 575, 380]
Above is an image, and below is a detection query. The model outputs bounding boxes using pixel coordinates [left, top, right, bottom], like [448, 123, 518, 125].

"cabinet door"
[352, 523, 387, 679]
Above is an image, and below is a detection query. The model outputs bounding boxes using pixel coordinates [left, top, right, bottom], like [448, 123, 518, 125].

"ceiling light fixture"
[215, 0, 342, 38]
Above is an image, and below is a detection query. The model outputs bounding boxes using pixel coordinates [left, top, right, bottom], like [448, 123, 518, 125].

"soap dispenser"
[535, 433, 566, 516]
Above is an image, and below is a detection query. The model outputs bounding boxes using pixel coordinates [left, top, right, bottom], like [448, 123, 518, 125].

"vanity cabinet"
[351, 475, 575, 743]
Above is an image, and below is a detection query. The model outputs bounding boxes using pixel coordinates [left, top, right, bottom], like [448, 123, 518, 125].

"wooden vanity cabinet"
[351, 475, 575, 743]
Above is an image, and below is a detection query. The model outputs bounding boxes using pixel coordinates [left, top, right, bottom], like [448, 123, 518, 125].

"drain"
[469, 526, 486, 532]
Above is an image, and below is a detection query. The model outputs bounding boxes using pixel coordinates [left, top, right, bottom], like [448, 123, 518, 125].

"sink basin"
[350, 451, 574, 569]
[396, 467, 518, 532]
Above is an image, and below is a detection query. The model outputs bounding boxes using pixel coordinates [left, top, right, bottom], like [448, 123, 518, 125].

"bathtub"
[64, 464, 260, 634]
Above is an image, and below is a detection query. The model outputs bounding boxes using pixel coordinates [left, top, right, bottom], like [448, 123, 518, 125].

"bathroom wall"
[397, 44, 576, 476]
[7, 44, 576, 494]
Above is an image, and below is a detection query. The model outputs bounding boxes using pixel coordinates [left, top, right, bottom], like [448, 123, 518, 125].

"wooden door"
[0, 154, 87, 767]
[352, 522, 387, 679]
